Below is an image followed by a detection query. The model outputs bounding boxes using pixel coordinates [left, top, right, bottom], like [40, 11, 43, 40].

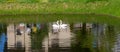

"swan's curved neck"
[56, 21, 59, 25]
[56, 20, 63, 25]
[60, 20, 62, 25]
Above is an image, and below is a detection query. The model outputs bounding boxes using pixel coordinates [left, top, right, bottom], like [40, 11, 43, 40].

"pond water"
[0, 20, 120, 52]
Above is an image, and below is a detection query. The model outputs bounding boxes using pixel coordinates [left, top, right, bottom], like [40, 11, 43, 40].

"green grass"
[49, 0, 108, 3]
[0, 0, 120, 27]
[0, 0, 108, 3]
[0, 0, 120, 17]
[0, 0, 48, 3]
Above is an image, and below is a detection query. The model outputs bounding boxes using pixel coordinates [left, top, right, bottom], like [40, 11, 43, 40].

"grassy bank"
[0, 14, 120, 25]
[0, 0, 120, 17]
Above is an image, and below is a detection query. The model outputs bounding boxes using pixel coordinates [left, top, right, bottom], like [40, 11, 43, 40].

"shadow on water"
[0, 21, 119, 52]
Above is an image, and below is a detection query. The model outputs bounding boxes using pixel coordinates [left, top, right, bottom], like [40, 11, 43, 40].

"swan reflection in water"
[52, 20, 68, 33]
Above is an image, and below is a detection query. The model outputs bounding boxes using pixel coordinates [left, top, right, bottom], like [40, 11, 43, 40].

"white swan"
[19, 23, 25, 27]
[52, 20, 68, 29]
[59, 20, 67, 29]
[52, 22, 59, 29]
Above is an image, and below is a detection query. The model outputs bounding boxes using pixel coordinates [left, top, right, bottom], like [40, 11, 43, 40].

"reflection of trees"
[95, 24, 106, 52]
[97, 25, 116, 52]
[71, 23, 94, 52]
[71, 23, 117, 52]
[92, 24, 117, 52]
[0, 24, 7, 34]
[105, 25, 116, 52]
[31, 24, 48, 51]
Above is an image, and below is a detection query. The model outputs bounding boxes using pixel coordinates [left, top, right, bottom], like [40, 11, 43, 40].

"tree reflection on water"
[0, 23, 118, 52]
[71, 23, 117, 52]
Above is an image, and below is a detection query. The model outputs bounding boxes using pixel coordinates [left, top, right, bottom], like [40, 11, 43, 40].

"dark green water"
[0, 14, 120, 52]
[0, 22, 119, 52]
